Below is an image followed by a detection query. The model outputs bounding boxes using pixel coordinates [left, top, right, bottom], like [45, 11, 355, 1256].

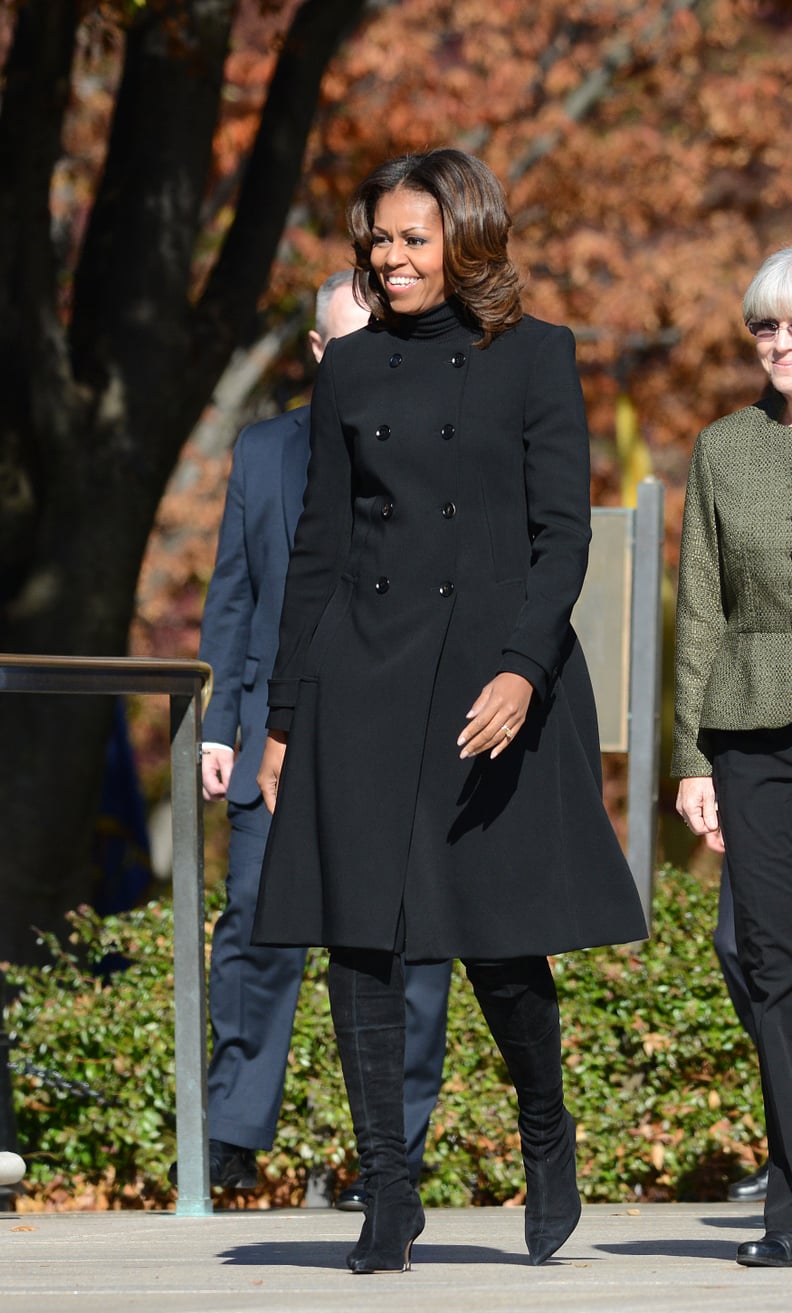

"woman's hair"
[347, 149, 523, 347]
[743, 247, 792, 322]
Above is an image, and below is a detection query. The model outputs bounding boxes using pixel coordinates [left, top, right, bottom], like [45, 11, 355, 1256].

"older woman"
[674, 247, 792, 1267]
[256, 149, 646, 1273]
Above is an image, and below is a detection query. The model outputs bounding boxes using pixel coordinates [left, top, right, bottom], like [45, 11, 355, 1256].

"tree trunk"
[0, 432, 172, 962]
[0, 0, 369, 962]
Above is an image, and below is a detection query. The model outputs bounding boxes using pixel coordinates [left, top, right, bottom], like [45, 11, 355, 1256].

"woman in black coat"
[256, 149, 646, 1272]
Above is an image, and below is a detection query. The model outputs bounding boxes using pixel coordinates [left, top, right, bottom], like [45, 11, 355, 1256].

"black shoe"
[728, 1162, 769, 1203]
[736, 1231, 792, 1267]
[168, 1140, 259, 1191]
[336, 1178, 368, 1211]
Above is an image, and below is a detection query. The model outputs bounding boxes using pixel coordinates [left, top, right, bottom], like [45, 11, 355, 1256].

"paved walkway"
[2, 1202, 789, 1312]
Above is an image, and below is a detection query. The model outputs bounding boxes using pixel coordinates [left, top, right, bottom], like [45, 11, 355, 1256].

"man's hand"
[257, 730, 289, 815]
[201, 746, 235, 802]
[457, 672, 534, 761]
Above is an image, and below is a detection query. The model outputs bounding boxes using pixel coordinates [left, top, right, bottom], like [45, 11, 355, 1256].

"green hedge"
[3, 865, 764, 1209]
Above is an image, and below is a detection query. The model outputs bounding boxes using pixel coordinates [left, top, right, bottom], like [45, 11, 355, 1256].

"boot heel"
[402, 1233, 417, 1271]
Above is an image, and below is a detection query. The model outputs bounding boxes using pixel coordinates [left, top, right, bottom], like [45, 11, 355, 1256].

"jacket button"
[389, 353, 403, 368]
[442, 501, 456, 518]
[451, 352, 466, 368]
[375, 424, 391, 441]
[441, 423, 456, 440]
[375, 576, 390, 594]
[381, 500, 394, 519]
[439, 581, 455, 597]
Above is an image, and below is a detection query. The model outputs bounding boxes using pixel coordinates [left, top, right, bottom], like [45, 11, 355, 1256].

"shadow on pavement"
[699, 1213, 763, 1230]
[217, 1241, 599, 1269]
[595, 1238, 737, 1261]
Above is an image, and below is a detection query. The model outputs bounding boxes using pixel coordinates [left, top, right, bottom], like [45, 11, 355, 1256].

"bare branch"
[509, 0, 706, 181]
[189, 309, 307, 456]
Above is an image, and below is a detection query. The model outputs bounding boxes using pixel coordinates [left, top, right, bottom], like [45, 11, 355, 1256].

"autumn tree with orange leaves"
[290, 0, 792, 509]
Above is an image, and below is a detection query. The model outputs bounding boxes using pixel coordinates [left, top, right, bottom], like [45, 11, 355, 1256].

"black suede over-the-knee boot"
[466, 956, 581, 1265]
[328, 949, 425, 1274]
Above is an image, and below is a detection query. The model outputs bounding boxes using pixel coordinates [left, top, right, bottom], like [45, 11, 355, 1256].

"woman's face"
[370, 187, 451, 316]
[755, 316, 792, 421]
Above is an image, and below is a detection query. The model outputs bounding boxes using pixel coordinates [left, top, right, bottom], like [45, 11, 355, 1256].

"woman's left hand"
[676, 775, 723, 848]
[457, 673, 533, 760]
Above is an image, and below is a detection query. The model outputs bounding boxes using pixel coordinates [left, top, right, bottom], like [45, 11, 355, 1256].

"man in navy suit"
[173, 273, 451, 1201]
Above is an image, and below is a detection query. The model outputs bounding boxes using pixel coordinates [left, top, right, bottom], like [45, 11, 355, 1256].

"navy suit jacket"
[199, 407, 311, 806]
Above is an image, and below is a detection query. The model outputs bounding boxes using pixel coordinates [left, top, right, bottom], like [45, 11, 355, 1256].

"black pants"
[713, 725, 792, 1232]
[714, 859, 758, 1044]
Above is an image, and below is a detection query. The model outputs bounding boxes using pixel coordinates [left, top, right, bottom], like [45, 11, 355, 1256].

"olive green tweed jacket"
[672, 393, 792, 778]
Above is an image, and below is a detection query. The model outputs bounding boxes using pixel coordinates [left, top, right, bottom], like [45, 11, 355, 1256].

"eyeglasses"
[746, 319, 792, 341]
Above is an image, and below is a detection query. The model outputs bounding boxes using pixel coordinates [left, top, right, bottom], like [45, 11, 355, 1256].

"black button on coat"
[255, 301, 646, 959]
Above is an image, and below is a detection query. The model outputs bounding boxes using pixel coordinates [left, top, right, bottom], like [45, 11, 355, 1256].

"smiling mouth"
[386, 276, 418, 287]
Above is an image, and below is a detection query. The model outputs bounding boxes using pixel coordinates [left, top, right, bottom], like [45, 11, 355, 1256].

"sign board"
[572, 509, 634, 752]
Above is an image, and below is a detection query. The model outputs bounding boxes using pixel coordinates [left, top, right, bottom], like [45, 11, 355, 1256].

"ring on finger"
[501, 724, 513, 740]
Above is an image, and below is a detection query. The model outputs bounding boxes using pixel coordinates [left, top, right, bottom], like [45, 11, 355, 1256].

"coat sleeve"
[670, 434, 726, 777]
[498, 325, 592, 698]
[267, 342, 353, 729]
[198, 429, 257, 747]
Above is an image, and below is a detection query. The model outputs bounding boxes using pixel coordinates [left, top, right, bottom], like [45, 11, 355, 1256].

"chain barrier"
[9, 1059, 112, 1106]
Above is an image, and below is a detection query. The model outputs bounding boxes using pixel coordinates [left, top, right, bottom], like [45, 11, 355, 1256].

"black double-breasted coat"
[253, 300, 646, 960]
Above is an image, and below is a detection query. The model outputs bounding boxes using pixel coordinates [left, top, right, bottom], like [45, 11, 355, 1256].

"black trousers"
[713, 725, 792, 1232]
[714, 859, 758, 1045]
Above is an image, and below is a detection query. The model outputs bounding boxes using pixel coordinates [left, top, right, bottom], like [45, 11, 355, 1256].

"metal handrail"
[0, 654, 213, 1217]
[0, 653, 213, 703]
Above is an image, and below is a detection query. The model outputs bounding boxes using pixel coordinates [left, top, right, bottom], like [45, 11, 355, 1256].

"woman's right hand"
[257, 730, 289, 815]
[676, 775, 723, 851]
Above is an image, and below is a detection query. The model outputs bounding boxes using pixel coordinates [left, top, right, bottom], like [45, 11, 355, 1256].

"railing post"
[0, 656, 213, 1215]
[170, 687, 211, 1216]
[0, 965, 20, 1206]
[627, 478, 665, 932]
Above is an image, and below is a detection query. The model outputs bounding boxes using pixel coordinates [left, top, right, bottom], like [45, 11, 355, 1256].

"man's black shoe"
[335, 1166, 422, 1211]
[210, 1141, 259, 1190]
[336, 1178, 367, 1211]
[736, 1230, 792, 1267]
[727, 1162, 769, 1203]
[168, 1139, 259, 1191]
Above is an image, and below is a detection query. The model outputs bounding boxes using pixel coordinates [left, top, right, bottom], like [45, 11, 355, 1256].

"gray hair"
[314, 269, 355, 340]
[743, 247, 792, 322]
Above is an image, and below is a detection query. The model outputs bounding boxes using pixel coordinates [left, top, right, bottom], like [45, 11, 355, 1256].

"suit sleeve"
[498, 325, 592, 698]
[670, 435, 726, 777]
[267, 342, 353, 730]
[198, 430, 256, 747]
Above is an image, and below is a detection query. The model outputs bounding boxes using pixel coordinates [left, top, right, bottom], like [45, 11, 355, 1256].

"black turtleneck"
[378, 296, 481, 343]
